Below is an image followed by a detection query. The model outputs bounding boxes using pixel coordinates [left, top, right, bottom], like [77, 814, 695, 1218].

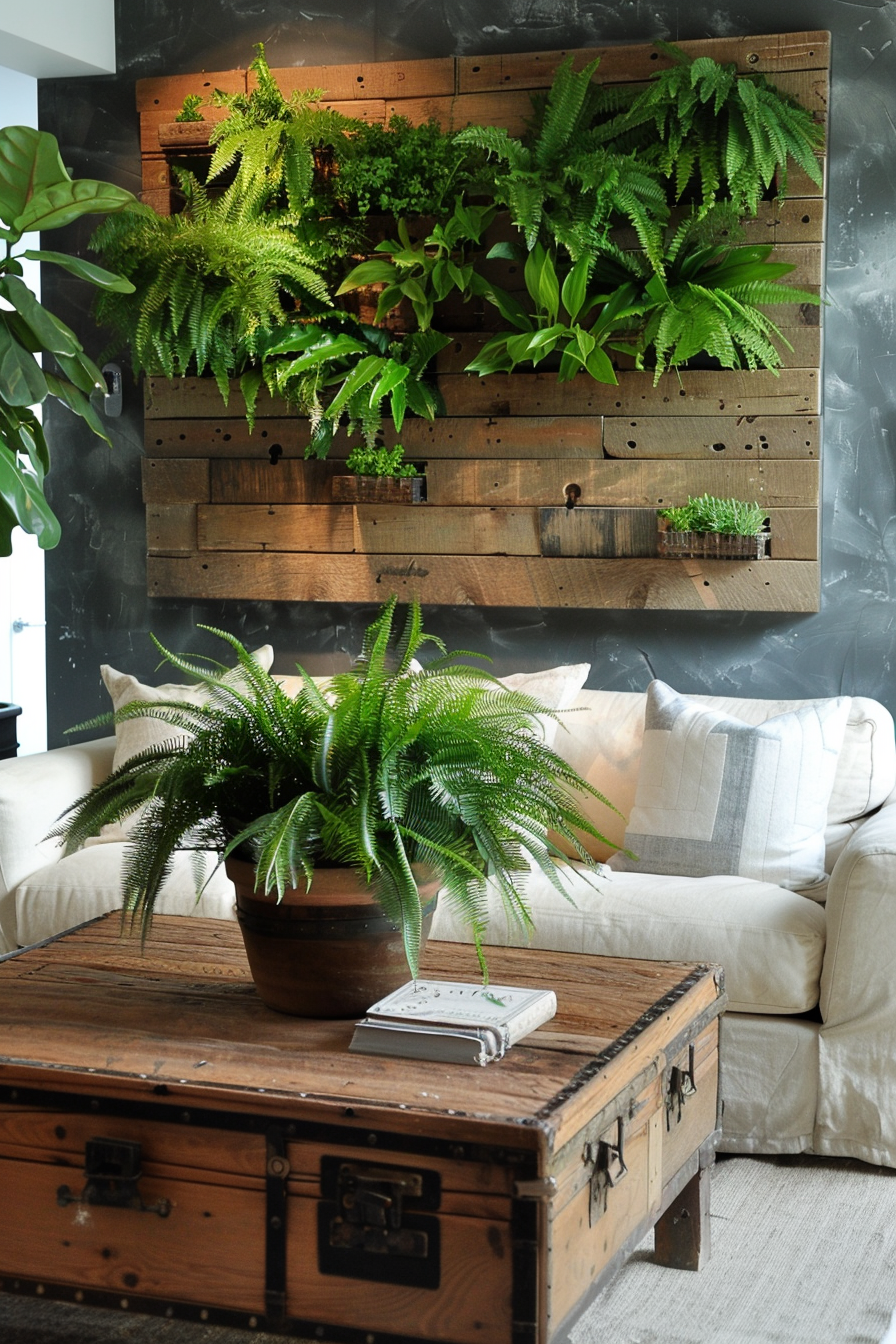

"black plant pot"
[0, 704, 22, 760]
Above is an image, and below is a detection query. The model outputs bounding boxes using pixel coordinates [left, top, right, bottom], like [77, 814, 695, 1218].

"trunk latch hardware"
[318, 1157, 441, 1288]
[585, 1117, 629, 1224]
[666, 1044, 698, 1128]
[57, 1137, 171, 1217]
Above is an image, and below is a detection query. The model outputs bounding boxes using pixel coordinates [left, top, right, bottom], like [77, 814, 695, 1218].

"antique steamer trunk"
[0, 917, 725, 1342]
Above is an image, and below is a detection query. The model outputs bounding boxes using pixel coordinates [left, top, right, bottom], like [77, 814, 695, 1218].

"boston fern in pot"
[56, 598, 620, 1016]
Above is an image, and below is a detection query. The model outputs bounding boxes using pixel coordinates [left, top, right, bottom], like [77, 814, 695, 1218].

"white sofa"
[1, 684, 894, 1169]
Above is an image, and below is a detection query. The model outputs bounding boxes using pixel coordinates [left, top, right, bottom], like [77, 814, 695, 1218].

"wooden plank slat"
[136, 71, 247, 112]
[198, 504, 542, 556]
[147, 553, 820, 611]
[423, 459, 817, 508]
[141, 459, 210, 505]
[437, 369, 820, 418]
[209, 457, 817, 509]
[541, 507, 657, 558]
[145, 415, 605, 462]
[264, 58, 456, 102]
[457, 32, 830, 93]
[183, 504, 816, 561]
[399, 416, 603, 459]
[384, 90, 534, 135]
[145, 417, 301, 458]
[540, 507, 815, 560]
[144, 377, 291, 419]
[147, 504, 198, 555]
[602, 415, 819, 459]
[210, 459, 337, 504]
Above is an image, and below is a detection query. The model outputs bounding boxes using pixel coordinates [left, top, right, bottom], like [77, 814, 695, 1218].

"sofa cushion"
[102, 644, 275, 772]
[609, 681, 850, 892]
[14, 843, 237, 949]
[555, 689, 896, 865]
[430, 863, 827, 1015]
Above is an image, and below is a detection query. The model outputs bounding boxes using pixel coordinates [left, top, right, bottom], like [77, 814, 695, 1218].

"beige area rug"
[0, 1155, 893, 1344]
[565, 1154, 896, 1344]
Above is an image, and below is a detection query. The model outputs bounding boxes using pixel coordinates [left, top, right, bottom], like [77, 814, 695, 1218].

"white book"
[349, 979, 557, 1066]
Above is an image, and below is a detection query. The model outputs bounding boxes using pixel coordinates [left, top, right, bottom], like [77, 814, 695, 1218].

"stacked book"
[349, 979, 557, 1066]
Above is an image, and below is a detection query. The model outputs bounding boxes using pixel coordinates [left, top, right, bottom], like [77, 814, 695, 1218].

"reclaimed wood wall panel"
[137, 30, 828, 611]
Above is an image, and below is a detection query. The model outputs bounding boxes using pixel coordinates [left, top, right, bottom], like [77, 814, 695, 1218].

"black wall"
[38, 0, 896, 744]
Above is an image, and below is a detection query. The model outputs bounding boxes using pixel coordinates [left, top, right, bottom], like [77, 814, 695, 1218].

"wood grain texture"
[147, 552, 820, 610]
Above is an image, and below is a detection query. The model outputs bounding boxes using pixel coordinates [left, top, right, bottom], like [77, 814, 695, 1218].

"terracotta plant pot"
[226, 857, 440, 1018]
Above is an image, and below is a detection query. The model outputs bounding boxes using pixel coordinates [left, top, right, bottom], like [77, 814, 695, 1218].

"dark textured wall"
[38, 0, 896, 744]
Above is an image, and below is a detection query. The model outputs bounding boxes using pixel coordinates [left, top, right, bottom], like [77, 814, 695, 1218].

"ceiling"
[0, 0, 115, 77]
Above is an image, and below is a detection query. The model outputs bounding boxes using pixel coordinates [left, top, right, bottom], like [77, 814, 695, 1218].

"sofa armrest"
[0, 737, 116, 901]
[820, 801, 896, 1026]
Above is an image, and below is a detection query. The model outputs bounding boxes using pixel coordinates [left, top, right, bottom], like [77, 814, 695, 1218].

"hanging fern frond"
[592, 40, 823, 216]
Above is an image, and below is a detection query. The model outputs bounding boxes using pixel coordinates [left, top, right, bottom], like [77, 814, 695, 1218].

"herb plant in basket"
[657, 494, 770, 560]
[55, 598, 620, 1017]
[333, 442, 424, 504]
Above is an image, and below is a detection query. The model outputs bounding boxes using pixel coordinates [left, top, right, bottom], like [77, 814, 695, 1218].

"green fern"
[53, 599, 624, 977]
[593, 41, 824, 215]
[92, 172, 332, 388]
[207, 43, 351, 222]
[457, 54, 669, 265]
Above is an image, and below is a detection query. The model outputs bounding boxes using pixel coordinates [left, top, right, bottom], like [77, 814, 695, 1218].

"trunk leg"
[653, 1163, 712, 1271]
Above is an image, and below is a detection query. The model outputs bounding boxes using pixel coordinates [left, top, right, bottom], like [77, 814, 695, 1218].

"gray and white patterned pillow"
[609, 680, 850, 891]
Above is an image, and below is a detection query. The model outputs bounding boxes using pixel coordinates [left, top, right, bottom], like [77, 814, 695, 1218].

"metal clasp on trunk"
[666, 1043, 698, 1129]
[318, 1157, 441, 1288]
[56, 1137, 171, 1218]
[584, 1116, 629, 1225]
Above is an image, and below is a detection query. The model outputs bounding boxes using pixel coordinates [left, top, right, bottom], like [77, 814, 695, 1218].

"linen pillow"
[102, 644, 274, 772]
[609, 680, 850, 892]
[98, 645, 274, 841]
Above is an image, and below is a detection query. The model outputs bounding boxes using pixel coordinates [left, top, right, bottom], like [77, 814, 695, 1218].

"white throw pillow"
[102, 644, 274, 772]
[609, 680, 850, 892]
[98, 644, 274, 840]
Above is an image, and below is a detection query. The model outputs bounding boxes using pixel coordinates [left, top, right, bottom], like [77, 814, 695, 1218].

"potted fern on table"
[55, 598, 620, 1017]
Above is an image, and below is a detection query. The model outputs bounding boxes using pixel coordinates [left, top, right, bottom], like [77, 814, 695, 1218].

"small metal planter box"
[332, 475, 426, 504]
[657, 529, 771, 561]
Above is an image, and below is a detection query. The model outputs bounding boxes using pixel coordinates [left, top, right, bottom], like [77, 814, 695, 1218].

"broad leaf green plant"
[0, 126, 136, 552]
[55, 598, 622, 979]
[337, 201, 503, 332]
[466, 243, 638, 384]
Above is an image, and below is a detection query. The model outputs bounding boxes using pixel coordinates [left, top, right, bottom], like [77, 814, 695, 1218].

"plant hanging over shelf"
[93, 38, 825, 449]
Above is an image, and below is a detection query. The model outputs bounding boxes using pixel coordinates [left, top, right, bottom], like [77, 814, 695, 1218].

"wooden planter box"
[657, 530, 771, 561]
[331, 474, 426, 504]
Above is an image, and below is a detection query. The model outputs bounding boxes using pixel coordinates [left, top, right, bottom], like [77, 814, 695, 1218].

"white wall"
[0, 1, 115, 78]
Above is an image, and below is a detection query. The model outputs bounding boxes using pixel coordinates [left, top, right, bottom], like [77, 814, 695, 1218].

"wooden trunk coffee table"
[0, 915, 726, 1343]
